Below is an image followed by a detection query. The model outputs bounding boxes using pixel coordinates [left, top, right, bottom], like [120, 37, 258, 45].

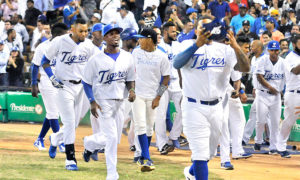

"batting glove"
[50, 75, 64, 88]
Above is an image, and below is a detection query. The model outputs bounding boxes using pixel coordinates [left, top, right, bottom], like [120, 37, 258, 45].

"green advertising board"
[0, 92, 7, 122]
[6, 92, 46, 122]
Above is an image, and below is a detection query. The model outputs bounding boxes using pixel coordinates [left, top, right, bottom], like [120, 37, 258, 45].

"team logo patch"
[35, 104, 43, 115]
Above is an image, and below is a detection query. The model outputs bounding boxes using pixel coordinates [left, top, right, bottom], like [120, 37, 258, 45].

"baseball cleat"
[279, 151, 291, 158]
[83, 149, 92, 162]
[178, 136, 188, 146]
[269, 150, 278, 155]
[232, 153, 252, 159]
[91, 150, 98, 161]
[242, 140, 247, 146]
[130, 145, 136, 152]
[48, 136, 57, 159]
[160, 144, 175, 155]
[65, 160, 78, 171]
[59, 143, 65, 153]
[141, 159, 155, 172]
[221, 162, 234, 170]
[254, 143, 261, 151]
[184, 166, 195, 180]
[98, 148, 105, 153]
[133, 156, 140, 163]
[34, 138, 47, 151]
[136, 157, 144, 166]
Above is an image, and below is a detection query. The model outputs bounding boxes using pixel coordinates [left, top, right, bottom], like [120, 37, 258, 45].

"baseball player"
[220, 36, 252, 170]
[82, 24, 136, 180]
[41, 18, 99, 171]
[277, 34, 300, 158]
[120, 28, 141, 159]
[242, 40, 266, 145]
[254, 40, 285, 154]
[132, 28, 170, 172]
[31, 23, 69, 151]
[173, 16, 250, 180]
[155, 21, 183, 155]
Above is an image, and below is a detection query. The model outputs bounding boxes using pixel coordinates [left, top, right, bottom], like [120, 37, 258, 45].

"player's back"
[179, 40, 237, 101]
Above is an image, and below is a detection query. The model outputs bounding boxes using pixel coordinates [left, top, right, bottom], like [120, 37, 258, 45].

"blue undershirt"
[173, 43, 199, 69]
[82, 80, 95, 103]
[104, 51, 120, 61]
[31, 64, 39, 85]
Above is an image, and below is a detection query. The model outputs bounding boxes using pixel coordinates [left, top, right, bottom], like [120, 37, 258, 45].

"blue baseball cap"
[262, 4, 268, 10]
[0, 40, 4, 45]
[171, 1, 179, 7]
[11, 46, 19, 51]
[239, 3, 247, 8]
[266, 17, 276, 24]
[268, 40, 280, 50]
[120, 28, 143, 40]
[186, 8, 197, 15]
[92, 23, 103, 33]
[68, 0, 75, 3]
[103, 24, 123, 36]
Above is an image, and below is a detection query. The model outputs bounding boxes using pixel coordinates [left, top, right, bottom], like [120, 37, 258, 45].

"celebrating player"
[277, 34, 300, 158]
[31, 23, 69, 151]
[82, 24, 136, 180]
[254, 40, 286, 154]
[41, 18, 99, 171]
[132, 28, 170, 172]
[173, 16, 250, 180]
[155, 21, 183, 155]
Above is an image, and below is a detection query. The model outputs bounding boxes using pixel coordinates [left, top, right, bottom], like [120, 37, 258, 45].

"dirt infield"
[1, 123, 300, 180]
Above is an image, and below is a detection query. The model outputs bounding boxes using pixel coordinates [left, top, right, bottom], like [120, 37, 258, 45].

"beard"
[168, 35, 176, 42]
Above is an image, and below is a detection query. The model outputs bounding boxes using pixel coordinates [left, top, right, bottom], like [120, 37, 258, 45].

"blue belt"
[260, 89, 272, 94]
[187, 97, 220, 106]
[289, 90, 300, 94]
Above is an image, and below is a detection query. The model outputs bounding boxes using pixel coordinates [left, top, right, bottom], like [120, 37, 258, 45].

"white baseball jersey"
[45, 34, 99, 81]
[158, 40, 181, 92]
[250, 53, 265, 89]
[179, 40, 237, 100]
[32, 40, 56, 77]
[284, 51, 300, 90]
[255, 55, 285, 92]
[82, 49, 135, 100]
[132, 47, 170, 99]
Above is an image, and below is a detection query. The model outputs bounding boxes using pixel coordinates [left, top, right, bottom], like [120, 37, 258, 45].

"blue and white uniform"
[83, 49, 135, 180]
[255, 55, 285, 151]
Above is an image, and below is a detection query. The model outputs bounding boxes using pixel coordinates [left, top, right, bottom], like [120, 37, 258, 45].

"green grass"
[0, 129, 222, 180]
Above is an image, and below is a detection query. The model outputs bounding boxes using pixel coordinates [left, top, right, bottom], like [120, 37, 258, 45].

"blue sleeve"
[173, 43, 198, 69]
[208, 2, 213, 10]
[82, 80, 95, 103]
[41, 55, 54, 78]
[31, 64, 39, 85]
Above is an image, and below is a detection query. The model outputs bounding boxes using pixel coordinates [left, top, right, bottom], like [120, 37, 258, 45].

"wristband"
[239, 89, 245, 94]
[157, 84, 168, 96]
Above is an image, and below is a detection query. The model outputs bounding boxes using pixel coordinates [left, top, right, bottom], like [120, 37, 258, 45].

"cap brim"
[104, 27, 123, 36]
[268, 48, 280, 50]
[132, 35, 146, 38]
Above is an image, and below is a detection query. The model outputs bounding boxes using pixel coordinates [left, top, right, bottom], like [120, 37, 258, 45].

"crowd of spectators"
[0, 0, 299, 94]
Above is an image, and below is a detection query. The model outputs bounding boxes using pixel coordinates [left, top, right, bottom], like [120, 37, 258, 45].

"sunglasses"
[269, 49, 279, 51]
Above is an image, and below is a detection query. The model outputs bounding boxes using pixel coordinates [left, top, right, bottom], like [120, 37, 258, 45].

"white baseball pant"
[123, 99, 135, 147]
[39, 75, 59, 119]
[182, 97, 223, 161]
[51, 82, 84, 146]
[84, 99, 124, 180]
[277, 92, 300, 151]
[81, 95, 100, 134]
[255, 91, 281, 150]
[155, 90, 183, 150]
[132, 96, 156, 136]
[220, 94, 231, 163]
[243, 98, 257, 143]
